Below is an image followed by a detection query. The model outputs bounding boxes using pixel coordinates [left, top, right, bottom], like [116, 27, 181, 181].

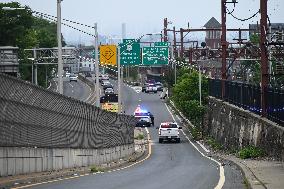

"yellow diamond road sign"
[100, 45, 117, 66]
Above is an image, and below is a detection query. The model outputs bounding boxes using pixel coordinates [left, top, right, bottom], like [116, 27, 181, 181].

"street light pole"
[94, 23, 100, 108]
[199, 66, 202, 106]
[117, 47, 122, 113]
[57, 0, 63, 94]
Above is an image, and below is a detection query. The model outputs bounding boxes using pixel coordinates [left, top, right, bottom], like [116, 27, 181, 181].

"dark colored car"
[85, 72, 92, 78]
[142, 84, 147, 92]
[136, 117, 152, 127]
[103, 84, 113, 90]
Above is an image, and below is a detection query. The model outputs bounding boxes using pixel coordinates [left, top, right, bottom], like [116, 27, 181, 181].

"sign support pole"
[94, 23, 100, 108]
[118, 47, 122, 113]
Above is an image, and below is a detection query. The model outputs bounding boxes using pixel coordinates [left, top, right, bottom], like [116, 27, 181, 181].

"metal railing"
[0, 73, 137, 148]
[209, 79, 284, 126]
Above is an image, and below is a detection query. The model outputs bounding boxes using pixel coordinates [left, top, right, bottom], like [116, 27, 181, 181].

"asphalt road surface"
[31, 79, 245, 189]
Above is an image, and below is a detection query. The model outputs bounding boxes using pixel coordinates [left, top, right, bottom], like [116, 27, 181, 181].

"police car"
[134, 106, 154, 127]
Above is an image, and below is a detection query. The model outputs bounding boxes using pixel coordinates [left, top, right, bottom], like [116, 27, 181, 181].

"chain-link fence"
[0, 73, 137, 149]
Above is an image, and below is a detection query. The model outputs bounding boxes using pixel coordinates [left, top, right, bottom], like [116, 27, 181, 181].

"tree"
[0, 2, 64, 87]
[172, 69, 209, 126]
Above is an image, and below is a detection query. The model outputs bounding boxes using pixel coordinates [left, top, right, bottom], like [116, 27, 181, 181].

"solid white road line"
[164, 103, 225, 189]
[197, 141, 210, 153]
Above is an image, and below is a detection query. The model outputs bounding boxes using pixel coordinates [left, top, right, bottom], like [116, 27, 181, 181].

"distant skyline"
[2, 0, 283, 45]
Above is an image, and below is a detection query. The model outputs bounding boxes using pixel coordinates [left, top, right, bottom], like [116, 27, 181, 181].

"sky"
[1, 0, 283, 45]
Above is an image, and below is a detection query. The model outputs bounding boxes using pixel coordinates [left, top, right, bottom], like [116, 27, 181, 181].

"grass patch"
[238, 146, 265, 159]
[205, 137, 223, 151]
[189, 126, 202, 140]
[243, 178, 250, 189]
[134, 133, 144, 140]
[90, 165, 104, 173]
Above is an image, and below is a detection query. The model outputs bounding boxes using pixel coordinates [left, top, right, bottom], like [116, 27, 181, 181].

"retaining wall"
[0, 144, 134, 177]
[203, 97, 284, 160]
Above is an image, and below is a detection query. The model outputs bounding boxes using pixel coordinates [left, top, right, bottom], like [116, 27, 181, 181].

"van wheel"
[159, 138, 163, 143]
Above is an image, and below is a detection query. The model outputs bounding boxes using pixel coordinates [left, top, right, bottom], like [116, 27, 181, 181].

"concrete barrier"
[0, 144, 134, 177]
[203, 97, 284, 160]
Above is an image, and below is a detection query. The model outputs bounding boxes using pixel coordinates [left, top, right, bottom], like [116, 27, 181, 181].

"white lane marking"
[197, 141, 210, 153]
[68, 83, 73, 88]
[164, 103, 225, 189]
[72, 90, 74, 93]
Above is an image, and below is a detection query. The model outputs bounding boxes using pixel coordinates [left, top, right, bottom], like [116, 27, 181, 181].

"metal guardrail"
[0, 73, 137, 148]
[209, 79, 284, 126]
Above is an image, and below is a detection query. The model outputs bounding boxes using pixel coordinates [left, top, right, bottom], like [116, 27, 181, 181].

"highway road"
[31, 78, 245, 189]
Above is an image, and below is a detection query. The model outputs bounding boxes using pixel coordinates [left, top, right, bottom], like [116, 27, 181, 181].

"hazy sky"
[2, 0, 283, 44]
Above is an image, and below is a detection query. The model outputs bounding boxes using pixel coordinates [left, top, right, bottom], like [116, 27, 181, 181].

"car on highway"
[158, 122, 182, 143]
[85, 72, 92, 78]
[145, 83, 157, 93]
[103, 83, 113, 90]
[136, 117, 152, 127]
[65, 72, 71, 78]
[101, 80, 110, 86]
[155, 82, 163, 91]
[69, 74, 78, 82]
[134, 106, 154, 125]
[104, 88, 114, 94]
[142, 84, 147, 92]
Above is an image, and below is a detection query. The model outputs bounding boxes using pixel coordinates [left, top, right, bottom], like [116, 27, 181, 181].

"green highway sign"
[154, 42, 170, 47]
[120, 39, 141, 65]
[142, 46, 169, 65]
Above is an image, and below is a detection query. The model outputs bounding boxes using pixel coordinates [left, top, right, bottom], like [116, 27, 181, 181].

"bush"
[90, 165, 104, 173]
[190, 126, 202, 140]
[134, 133, 144, 140]
[238, 146, 265, 159]
[205, 137, 223, 150]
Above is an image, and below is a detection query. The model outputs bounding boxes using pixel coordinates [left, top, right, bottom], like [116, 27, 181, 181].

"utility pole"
[164, 18, 168, 42]
[260, 0, 268, 117]
[57, 0, 63, 94]
[173, 26, 177, 58]
[94, 23, 100, 108]
[33, 48, 38, 85]
[180, 28, 184, 59]
[221, 0, 227, 99]
[117, 47, 122, 113]
[199, 65, 202, 106]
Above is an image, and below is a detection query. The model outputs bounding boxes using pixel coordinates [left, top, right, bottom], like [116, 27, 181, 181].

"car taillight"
[159, 129, 161, 135]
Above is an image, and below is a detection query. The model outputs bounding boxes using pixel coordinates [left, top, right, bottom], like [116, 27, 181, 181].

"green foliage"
[239, 60, 261, 84]
[205, 137, 223, 151]
[249, 33, 260, 45]
[134, 133, 144, 140]
[238, 146, 265, 159]
[190, 126, 202, 140]
[90, 165, 104, 173]
[0, 2, 62, 87]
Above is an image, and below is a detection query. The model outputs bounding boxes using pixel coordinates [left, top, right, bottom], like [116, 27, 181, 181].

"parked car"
[69, 74, 78, 82]
[158, 122, 182, 143]
[104, 88, 114, 94]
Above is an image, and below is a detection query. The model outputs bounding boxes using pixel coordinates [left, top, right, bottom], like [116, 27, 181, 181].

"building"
[204, 17, 221, 49]
[249, 23, 284, 42]
[0, 46, 19, 77]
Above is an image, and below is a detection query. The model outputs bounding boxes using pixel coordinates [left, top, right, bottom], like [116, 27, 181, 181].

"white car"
[65, 72, 71, 78]
[69, 74, 78, 82]
[158, 122, 182, 143]
[145, 84, 157, 93]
